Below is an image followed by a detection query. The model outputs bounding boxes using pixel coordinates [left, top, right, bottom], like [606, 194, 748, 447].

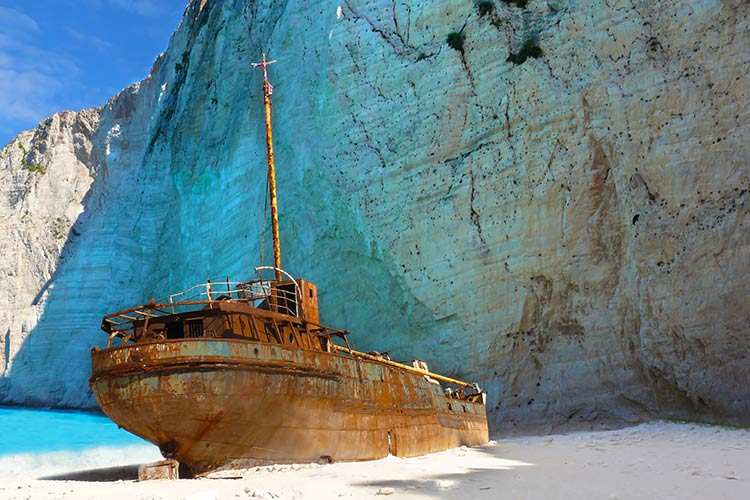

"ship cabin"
[100, 276, 349, 352]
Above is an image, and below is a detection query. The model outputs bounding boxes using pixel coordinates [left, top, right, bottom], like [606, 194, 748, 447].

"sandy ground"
[0, 421, 747, 499]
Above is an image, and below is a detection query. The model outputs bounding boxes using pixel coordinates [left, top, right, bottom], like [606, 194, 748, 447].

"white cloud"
[0, 33, 79, 76]
[64, 27, 112, 53]
[76, 0, 165, 17]
[0, 8, 79, 135]
[108, 0, 160, 17]
[0, 7, 40, 37]
[0, 69, 63, 122]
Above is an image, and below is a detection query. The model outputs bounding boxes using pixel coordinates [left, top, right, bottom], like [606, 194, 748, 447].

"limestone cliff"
[1, 0, 748, 431]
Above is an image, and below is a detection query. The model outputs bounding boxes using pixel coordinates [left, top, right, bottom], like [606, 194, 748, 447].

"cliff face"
[1, 0, 748, 430]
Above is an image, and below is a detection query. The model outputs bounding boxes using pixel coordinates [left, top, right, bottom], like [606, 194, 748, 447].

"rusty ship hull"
[91, 336, 488, 475]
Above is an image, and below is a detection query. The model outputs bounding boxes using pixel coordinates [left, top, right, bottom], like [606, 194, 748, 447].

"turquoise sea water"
[0, 406, 150, 456]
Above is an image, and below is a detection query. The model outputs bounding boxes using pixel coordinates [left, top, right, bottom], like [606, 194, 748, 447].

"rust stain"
[90, 277, 489, 476]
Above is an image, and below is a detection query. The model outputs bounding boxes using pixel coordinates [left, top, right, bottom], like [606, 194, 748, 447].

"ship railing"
[322, 338, 485, 400]
[328, 343, 480, 390]
[160, 278, 299, 314]
[298, 324, 483, 394]
[101, 277, 299, 340]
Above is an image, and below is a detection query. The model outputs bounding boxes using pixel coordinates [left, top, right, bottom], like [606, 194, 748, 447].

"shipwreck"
[89, 55, 489, 477]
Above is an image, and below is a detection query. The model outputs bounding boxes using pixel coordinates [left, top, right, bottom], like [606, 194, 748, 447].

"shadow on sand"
[39, 464, 141, 482]
[352, 444, 534, 498]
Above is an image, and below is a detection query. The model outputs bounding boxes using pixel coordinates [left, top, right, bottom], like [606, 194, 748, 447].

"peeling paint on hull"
[91, 338, 488, 475]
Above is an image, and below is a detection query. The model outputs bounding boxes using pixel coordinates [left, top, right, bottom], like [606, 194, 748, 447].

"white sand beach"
[1, 421, 747, 500]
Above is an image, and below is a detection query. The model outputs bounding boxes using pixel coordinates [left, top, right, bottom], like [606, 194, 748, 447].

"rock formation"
[1, 0, 748, 431]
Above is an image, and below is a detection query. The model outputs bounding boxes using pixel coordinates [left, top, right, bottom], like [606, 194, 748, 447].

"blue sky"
[0, 0, 188, 147]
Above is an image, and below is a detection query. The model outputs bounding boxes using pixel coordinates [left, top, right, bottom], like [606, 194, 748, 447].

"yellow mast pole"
[253, 54, 282, 281]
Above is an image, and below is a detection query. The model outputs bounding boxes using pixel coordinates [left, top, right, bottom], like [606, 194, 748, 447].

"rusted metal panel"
[91, 337, 488, 476]
[91, 276, 489, 477]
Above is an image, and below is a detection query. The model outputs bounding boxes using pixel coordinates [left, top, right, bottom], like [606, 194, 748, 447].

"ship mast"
[252, 54, 282, 282]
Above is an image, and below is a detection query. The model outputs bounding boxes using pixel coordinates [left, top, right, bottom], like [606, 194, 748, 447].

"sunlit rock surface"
[1, 0, 748, 430]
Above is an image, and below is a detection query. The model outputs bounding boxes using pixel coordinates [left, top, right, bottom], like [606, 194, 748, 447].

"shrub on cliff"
[16, 142, 47, 175]
[447, 32, 465, 52]
[477, 1, 495, 16]
[501, 0, 528, 7]
[507, 37, 542, 64]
